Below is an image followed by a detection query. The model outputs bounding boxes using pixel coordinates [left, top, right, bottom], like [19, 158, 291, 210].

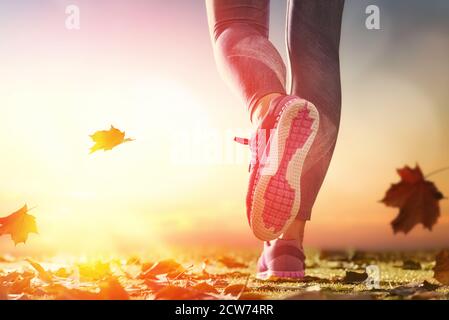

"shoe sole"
[256, 270, 305, 281]
[250, 99, 319, 241]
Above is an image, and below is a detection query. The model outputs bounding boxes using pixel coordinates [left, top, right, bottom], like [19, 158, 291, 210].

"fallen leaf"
[0, 205, 38, 245]
[218, 257, 248, 269]
[301, 275, 331, 284]
[433, 249, 449, 285]
[0, 287, 7, 300]
[0, 255, 14, 263]
[402, 260, 421, 270]
[77, 261, 111, 281]
[168, 264, 193, 280]
[381, 165, 444, 234]
[6, 272, 33, 294]
[144, 279, 167, 292]
[191, 282, 219, 294]
[50, 285, 100, 300]
[217, 271, 250, 278]
[154, 285, 211, 300]
[99, 277, 129, 300]
[389, 283, 427, 297]
[139, 259, 184, 279]
[89, 125, 134, 154]
[211, 278, 229, 288]
[389, 282, 442, 300]
[9, 293, 30, 300]
[54, 268, 70, 278]
[126, 256, 141, 265]
[286, 291, 374, 300]
[421, 280, 440, 291]
[25, 258, 53, 283]
[410, 291, 442, 300]
[238, 292, 267, 300]
[223, 284, 247, 296]
[342, 271, 368, 284]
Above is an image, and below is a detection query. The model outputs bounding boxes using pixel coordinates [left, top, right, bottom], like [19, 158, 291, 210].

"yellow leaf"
[89, 125, 134, 154]
[0, 205, 38, 245]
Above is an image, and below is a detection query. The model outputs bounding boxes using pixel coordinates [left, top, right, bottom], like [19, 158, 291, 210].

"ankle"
[278, 234, 303, 247]
[279, 219, 306, 246]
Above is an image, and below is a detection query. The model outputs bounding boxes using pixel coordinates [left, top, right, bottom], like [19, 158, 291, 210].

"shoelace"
[234, 136, 253, 172]
[233, 136, 249, 145]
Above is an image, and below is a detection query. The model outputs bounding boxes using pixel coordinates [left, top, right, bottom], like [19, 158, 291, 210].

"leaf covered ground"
[1, 248, 449, 300]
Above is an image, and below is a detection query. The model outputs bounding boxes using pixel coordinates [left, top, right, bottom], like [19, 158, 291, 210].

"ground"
[0, 248, 448, 300]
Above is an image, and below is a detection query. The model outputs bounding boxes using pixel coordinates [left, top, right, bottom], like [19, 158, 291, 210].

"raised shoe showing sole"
[250, 98, 319, 241]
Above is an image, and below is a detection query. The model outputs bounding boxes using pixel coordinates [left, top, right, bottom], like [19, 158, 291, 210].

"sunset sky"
[0, 0, 448, 256]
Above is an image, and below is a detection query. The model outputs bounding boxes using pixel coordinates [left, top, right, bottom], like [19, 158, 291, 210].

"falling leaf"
[433, 249, 449, 285]
[0, 205, 38, 245]
[89, 125, 134, 154]
[342, 271, 368, 284]
[381, 165, 444, 234]
[217, 256, 248, 269]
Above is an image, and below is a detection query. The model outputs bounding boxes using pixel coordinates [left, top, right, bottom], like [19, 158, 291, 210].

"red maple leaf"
[381, 165, 445, 234]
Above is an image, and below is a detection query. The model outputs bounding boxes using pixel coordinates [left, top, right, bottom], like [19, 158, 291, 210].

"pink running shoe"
[256, 239, 306, 280]
[235, 95, 319, 241]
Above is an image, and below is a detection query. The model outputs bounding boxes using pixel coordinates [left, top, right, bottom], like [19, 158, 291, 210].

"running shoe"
[256, 239, 306, 280]
[235, 95, 319, 241]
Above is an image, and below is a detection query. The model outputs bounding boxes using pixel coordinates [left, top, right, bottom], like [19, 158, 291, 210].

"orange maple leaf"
[0, 205, 38, 245]
[381, 165, 444, 234]
[89, 125, 134, 154]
